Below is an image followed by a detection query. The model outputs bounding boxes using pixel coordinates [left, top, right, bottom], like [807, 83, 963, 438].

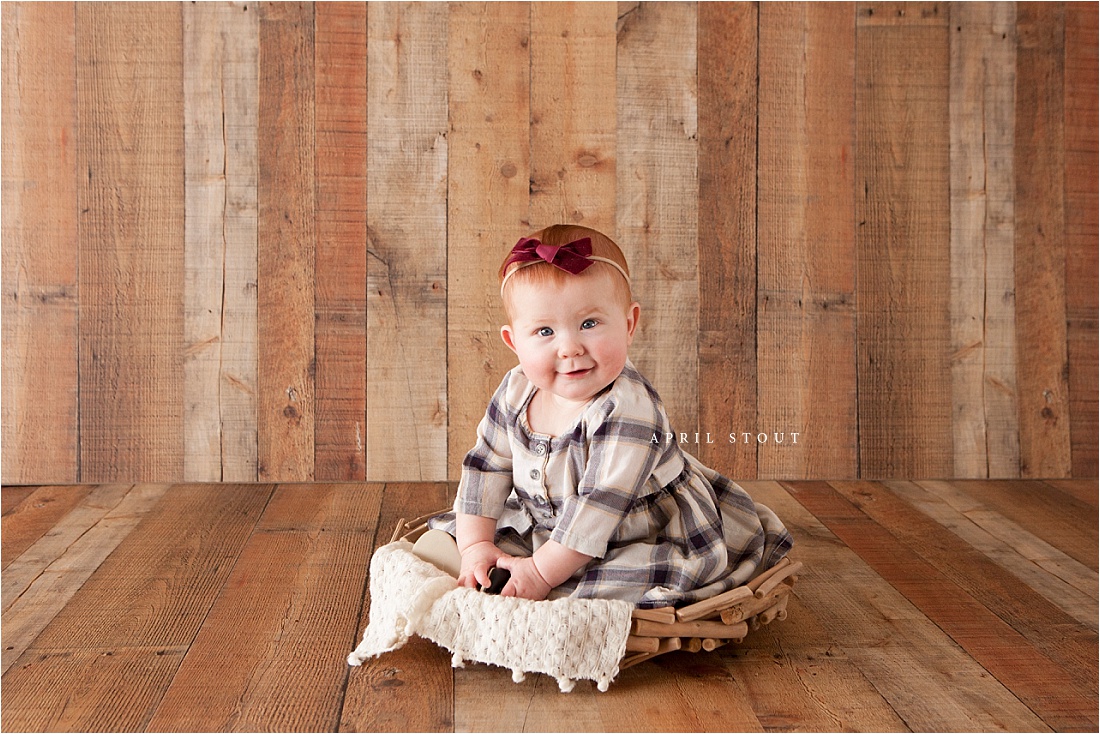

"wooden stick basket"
[390, 512, 800, 671]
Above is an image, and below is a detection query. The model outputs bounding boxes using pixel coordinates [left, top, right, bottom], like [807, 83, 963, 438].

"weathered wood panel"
[697, 2, 757, 478]
[855, 2, 953, 477]
[1, 3, 79, 486]
[257, 2, 315, 482]
[1015, 2, 1071, 478]
[758, 2, 858, 479]
[616, 1, 698, 437]
[530, 2, 616, 233]
[366, 3, 448, 481]
[315, 2, 368, 480]
[183, 1, 259, 482]
[949, 1, 1020, 478]
[1063, 2, 1099, 477]
[76, 3, 185, 482]
[446, 2, 531, 482]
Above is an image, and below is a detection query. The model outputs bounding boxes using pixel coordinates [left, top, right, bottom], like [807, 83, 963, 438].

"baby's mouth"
[562, 367, 593, 378]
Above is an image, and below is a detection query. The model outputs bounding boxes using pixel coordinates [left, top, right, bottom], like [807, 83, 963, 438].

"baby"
[430, 224, 792, 608]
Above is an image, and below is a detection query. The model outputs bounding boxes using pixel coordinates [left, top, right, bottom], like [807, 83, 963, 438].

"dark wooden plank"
[1064, 1, 1099, 477]
[257, 1, 316, 481]
[1, 647, 186, 732]
[28, 485, 272, 650]
[742, 480, 1047, 732]
[854, 3, 952, 477]
[1015, 2, 1071, 478]
[340, 482, 455, 732]
[76, 3, 184, 482]
[697, 1, 758, 478]
[787, 480, 1097, 730]
[148, 484, 383, 731]
[1042, 478, 1098, 509]
[315, 2, 368, 481]
[949, 478, 1098, 569]
[0, 486, 36, 516]
[836, 480, 1097, 693]
[757, 2, 858, 478]
[1, 485, 92, 569]
[1, 2, 79, 485]
[445, 1, 530, 483]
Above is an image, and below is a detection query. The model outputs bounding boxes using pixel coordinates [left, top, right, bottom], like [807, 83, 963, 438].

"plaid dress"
[431, 360, 793, 608]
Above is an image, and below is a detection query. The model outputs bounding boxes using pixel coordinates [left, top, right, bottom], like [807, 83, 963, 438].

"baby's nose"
[558, 337, 584, 357]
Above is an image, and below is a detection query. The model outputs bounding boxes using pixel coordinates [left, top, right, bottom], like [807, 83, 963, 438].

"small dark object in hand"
[479, 566, 510, 595]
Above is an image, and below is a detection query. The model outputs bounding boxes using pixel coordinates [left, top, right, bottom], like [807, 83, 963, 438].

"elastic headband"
[499, 236, 631, 295]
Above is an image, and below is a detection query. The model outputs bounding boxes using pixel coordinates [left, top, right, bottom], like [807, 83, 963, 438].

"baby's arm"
[455, 512, 504, 589]
[495, 540, 592, 601]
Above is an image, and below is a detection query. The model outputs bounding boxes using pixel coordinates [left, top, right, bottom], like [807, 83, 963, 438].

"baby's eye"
[581, 318, 598, 330]
[537, 326, 554, 337]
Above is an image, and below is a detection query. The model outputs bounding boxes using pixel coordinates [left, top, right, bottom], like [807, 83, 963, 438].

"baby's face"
[501, 270, 639, 406]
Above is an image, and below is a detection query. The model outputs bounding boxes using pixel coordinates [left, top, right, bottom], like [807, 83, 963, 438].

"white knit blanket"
[347, 541, 633, 692]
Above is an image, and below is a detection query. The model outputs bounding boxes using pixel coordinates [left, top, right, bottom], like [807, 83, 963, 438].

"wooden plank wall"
[2, 1, 1096, 485]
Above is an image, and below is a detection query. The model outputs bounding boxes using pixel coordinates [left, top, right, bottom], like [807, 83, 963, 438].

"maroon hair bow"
[504, 236, 594, 275]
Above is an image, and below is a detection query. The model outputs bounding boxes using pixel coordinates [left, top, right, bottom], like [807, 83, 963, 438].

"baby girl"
[429, 224, 792, 608]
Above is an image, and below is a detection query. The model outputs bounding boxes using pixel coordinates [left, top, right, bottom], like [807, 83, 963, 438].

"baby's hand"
[494, 555, 552, 601]
[458, 540, 504, 590]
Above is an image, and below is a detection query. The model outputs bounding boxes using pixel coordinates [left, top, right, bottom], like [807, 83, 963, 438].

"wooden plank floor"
[1, 480, 1096, 732]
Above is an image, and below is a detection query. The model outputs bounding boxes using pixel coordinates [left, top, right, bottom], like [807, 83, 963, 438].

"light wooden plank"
[1, 483, 168, 674]
[77, 3, 185, 482]
[855, 4, 952, 477]
[341, 483, 455, 733]
[789, 480, 1096, 730]
[948, 1, 1020, 478]
[315, 2, 368, 481]
[0, 3, 79, 485]
[696, 1, 757, 478]
[183, 1, 259, 482]
[1, 483, 132, 611]
[456, 665, 606, 733]
[446, 2, 530, 483]
[529, 1, 616, 232]
[1014, 3, 1071, 478]
[884, 479, 1097, 629]
[1, 485, 92, 569]
[742, 480, 1050, 732]
[148, 485, 382, 731]
[1064, 2, 1099, 477]
[366, 3, 448, 481]
[757, 2, 858, 479]
[616, 1, 698, 436]
[257, 2, 315, 481]
[947, 478, 1098, 569]
[1, 647, 186, 732]
[28, 485, 271, 650]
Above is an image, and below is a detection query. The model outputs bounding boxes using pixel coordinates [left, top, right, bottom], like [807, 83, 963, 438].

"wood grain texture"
[855, 3, 953, 477]
[341, 482, 455, 733]
[446, 2, 531, 483]
[148, 485, 382, 732]
[1, 484, 167, 675]
[1063, 2, 1099, 477]
[743, 480, 1049, 732]
[1015, 2, 1071, 478]
[616, 1, 698, 437]
[183, 1, 259, 482]
[949, 1, 1020, 478]
[77, 3, 185, 482]
[530, 2, 616, 233]
[366, 3, 449, 481]
[696, 1, 757, 478]
[0, 485, 92, 569]
[257, 2, 315, 482]
[1, 3, 79, 485]
[757, 2, 858, 479]
[315, 3, 368, 481]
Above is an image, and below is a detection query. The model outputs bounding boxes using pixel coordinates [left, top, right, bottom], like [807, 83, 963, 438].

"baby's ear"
[625, 302, 641, 341]
[500, 324, 518, 354]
